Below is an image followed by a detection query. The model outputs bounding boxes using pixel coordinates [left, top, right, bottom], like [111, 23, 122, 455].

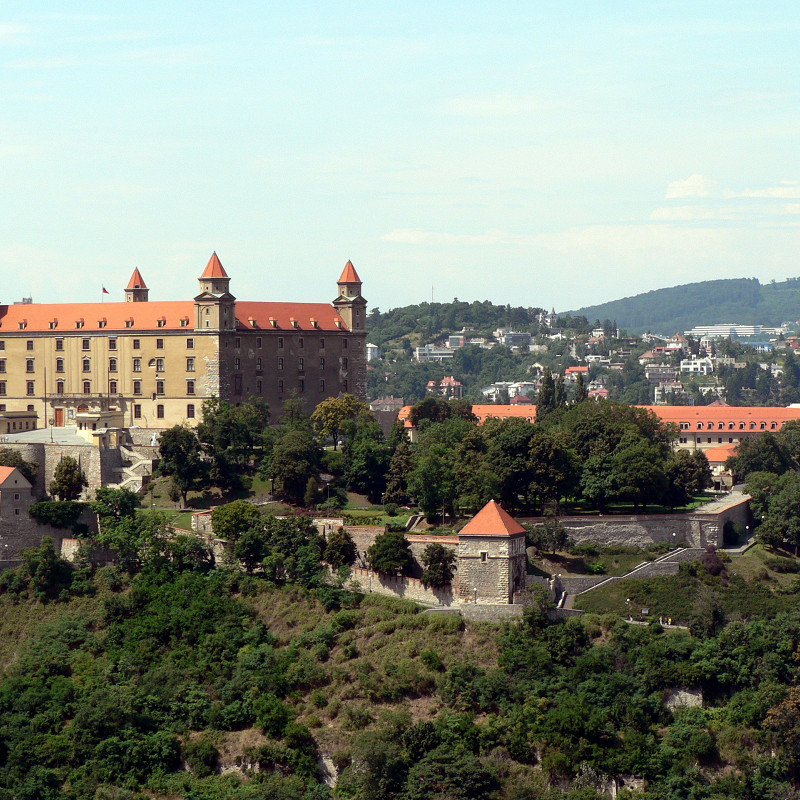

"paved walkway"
[0, 425, 88, 445]
[693, 490, 749, 514]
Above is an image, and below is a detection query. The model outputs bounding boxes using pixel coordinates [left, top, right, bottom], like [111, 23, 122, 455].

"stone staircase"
[110, 443, 157, 492]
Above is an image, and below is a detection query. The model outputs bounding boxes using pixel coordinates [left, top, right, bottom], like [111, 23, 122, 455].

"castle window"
[133, 339, 140, 349]
[278, 357, 284, 371]
[234, 358, 240, 369]
[157, 319, 165, 328]
[133, 358, 141, 372]
[75, 320, 84, 329]
[18, 322, 26, 330]
[0, 360, 5, 373]
[187, 380, 195, 395]
[278, 337, 284, 349]
[320, 338, 325, 349]
[320, 379, 325, 392]
[156, 380, 165, 395]
[56, 381, 64, 394]
[83, 381, 91, 394]
[82, 359, 90, 372]
[156, 339, 164, 349]
[98, 319, 106, 328]
[109, 338, 117, 350]
[26, 359, 34, 373]
[235, 337, 241, 348]
[0, 382, 6, 396]
[133, 380, 141, 395]
[109, 380, 117, 394]
[109, 358, 117, 372]
[298, 358, 304, 371]
[180, 318, 189, 327]
[125, 319, 134, 328]
[343, 339, 348, 349]
[187, 404, 195, 418]
[299, 379, 304, 393]
[25, 380, 34, 395]
[256, 357, 262, 370]
[320, 357, 325, 369]
[134, 404, 142, 419]
[771, 422, 778, 429]
[56, 358, 64, 373]
[234, 375, 242, 394]
[342, 357, 348, 369]
[299, 337, 304, 348]
[187, 338, 194, 349]
[343, 380, 348, 392]
[480, 552, 488, 562]
[82, 338, 90, 350]
[156, 358, 165, 372]
[256, 337, 262, 348]
[750, 422, 756, 429]
[278, 379, 284, 393]
[26, 340, 33, 351]
[186, 357, 195, 372]
[55, 339, 63, 351]
[761, 422, 767, 430]
[256, 379, 262, 393]
[156, 404, 164, 419]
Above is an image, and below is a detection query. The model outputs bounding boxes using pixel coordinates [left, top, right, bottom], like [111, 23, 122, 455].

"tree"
[527, 430, 580, 513]
[311, 393, 369, 449]
[367, 530, 412, 575]
[384, 436, 413, 506]
[269, 429, 321, 505]
[92, 487, 140, 521]
[343, 415, 390, 504]
[573, 371, 588, 403]
[420, 543, 456, 588]
[536, 367, 556, 417]
[611, 436, 668, 512]
[405, 745, 499, 800]
[726, 431, 794, 481]
[210, 499, 263, 542]
[157, 425, 209, 506]
[49, 456, 88, 501]
[324, 527, 357, 570]
[0, 447, 37, 485]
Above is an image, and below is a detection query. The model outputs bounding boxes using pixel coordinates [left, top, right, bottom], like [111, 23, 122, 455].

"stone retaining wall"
[344, 566, 454, 606]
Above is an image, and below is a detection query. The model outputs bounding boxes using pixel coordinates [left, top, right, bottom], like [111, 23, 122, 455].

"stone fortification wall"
[1, 442, 117, 499]
[343, 566, 454, 606]
[128, 428, 168, 447]
[523, 497, 751, 550]
[460, 604, 523, 622]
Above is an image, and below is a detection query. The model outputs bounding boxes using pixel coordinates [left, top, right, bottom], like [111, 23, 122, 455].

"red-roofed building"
[0, 255, 366, 428]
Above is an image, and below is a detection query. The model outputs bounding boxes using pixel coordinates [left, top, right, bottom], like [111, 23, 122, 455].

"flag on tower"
[102, 287, 109, 294]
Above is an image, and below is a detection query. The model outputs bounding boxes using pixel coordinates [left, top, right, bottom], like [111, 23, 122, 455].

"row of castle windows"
[2, 355, 348, 374]
[680, 421, 780, 431]
[0, 376, 342, 398]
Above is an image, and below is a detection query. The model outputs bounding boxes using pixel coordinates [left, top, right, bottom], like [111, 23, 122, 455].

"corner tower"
[332, 260, 367, 332]
[125, 268, 149, 302]
[194, 252, 236, 331]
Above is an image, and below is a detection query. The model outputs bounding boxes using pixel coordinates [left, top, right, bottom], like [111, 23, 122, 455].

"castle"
[0, 254, 367, 430]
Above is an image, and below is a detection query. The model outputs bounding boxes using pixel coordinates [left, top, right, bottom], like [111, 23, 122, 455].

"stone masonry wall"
[344, 566, 454, 606]
[456, 533, 526, 605]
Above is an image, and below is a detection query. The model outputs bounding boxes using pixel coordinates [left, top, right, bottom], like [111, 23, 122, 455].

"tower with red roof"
[457, 500, 528, 604]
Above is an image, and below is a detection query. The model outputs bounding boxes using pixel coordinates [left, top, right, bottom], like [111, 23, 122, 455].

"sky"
[1, 2, 799, 315]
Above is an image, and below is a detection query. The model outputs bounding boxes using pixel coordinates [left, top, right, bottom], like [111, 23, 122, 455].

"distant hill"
[567, 277, 800, 335]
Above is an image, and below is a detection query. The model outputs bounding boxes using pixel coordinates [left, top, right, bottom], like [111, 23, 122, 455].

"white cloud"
[726, 182, 800, 199]
[442, 92, 549, 117]
[0, 22, 30, 44]
[665, 174, 718, 199]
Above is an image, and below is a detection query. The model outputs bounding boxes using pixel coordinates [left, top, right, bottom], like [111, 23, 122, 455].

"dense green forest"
[6, 527, 800, 799]
[569, 277, 800, 335]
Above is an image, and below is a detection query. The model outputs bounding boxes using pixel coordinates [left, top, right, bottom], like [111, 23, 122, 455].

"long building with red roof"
[398, 401, 800, 451]
[0, 254, 366, 429]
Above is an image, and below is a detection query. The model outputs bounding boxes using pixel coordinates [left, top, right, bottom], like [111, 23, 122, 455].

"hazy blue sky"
[1, 3, 799, 314]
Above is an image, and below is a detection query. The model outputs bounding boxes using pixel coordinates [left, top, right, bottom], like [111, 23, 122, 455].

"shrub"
[421, 649, 444, 671]
[384, 502, 398, 517]
[254, 694, 293, 737]
[183, 735, 219, 778]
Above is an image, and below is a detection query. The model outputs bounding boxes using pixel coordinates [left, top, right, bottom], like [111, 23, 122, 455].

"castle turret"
[194, 252, 236, 331]
[125, 268, 149, 302]
[332, 260, 367, 332]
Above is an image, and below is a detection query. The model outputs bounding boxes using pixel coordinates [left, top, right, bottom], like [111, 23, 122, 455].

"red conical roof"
[459, 500, 526, 537]
[126, 268, 147, 291]
[201, 252, 228, 279]
[338, 260, 361, 283]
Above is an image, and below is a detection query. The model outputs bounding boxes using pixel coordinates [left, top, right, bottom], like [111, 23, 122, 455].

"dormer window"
[270, 318, 278, 328]
[291, 318, 298, 328]
[180, 317, 189, 327]
[310, 318, 318, 328]
[248, 317, 257, 328]
[76, 319, 84, 329]
[98, 319, 107, 328]
[49, 319, 58, 329]
[125, 319, 134, 328]
[157, 318, 166, 328]
[18, 321, 26, 330]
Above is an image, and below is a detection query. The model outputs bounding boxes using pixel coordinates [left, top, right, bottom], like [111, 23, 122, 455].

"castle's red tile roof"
[0, 300, 348, 333]
[236, 302, 348, 332]
[459, 500, 526, 537]
[472, 404, 537, 424]
[338, 260, 361, 283]
[126, 268, 147, 290]
[703, 444, 738, 464]
[201, 252, 228, 279]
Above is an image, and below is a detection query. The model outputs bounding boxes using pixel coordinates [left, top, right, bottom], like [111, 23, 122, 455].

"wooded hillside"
[568, 277, 800, 334]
